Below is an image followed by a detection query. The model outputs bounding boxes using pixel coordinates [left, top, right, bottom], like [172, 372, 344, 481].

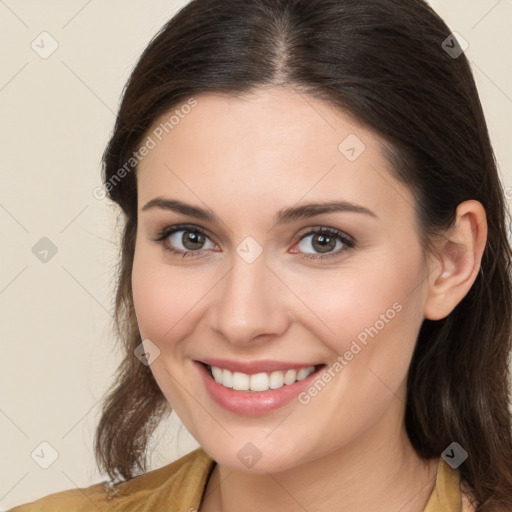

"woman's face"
[132, 86, 433, 473]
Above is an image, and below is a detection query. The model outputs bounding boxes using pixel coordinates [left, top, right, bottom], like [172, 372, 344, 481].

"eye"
[152, 224, 355, 261]
[293, 227, 355, 260]
[153, 224, 217, 257]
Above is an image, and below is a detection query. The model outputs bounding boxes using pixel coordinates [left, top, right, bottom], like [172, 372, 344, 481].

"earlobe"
[423, 200, 487, 321]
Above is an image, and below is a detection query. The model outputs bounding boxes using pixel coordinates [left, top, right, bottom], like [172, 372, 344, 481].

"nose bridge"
[209, 247, 287, 344]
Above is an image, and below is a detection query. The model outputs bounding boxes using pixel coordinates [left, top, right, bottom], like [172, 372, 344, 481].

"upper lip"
[196, 358, 323, 374]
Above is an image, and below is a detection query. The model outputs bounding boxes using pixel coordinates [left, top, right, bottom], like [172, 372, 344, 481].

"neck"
[200, 387, 439, 512]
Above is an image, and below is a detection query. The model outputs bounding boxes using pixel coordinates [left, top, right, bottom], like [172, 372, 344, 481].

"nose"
[207, 249, 290, 346]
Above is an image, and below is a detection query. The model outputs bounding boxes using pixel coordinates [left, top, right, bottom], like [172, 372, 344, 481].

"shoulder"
[7, 480, 111, 512]
[8, 447, 215, 512]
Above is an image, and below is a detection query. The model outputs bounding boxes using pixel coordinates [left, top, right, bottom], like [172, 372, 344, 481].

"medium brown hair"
[94, 1, 512, 509]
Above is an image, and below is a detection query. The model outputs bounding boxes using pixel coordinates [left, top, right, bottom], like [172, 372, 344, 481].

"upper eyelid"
[298, 226, 354, 243]
[156, 224, 216, 243]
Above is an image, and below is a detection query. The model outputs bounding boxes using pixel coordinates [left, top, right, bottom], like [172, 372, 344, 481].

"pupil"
[313, 233, 335, 253]
[183, 231, 204, 250]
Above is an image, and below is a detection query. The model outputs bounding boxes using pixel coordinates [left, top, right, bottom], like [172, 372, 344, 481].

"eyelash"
[152, 223, 356, 261]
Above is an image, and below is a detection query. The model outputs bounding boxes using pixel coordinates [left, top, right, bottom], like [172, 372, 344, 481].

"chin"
[200, 437, 311, 474]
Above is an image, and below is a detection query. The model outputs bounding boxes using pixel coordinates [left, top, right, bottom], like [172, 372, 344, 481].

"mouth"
[202, 362, 326, 392]
[194, 360, 327, 416]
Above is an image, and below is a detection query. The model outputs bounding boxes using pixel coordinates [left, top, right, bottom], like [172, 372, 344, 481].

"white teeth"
[222, 368, 233, 388]
[249, 372, 269, 392]
[211, 366, 223, 382]
[232, 371, 249, 390]
[296, 367, 312, 380]
[209, 365, 316, 391]
[284, 369, 297, 385]
[269, 371, 284, 389]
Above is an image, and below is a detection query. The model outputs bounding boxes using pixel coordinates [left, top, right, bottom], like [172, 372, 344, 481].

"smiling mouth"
[202, 363, 326, 392]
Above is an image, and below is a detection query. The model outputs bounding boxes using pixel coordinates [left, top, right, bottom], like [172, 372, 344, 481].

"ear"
[423, 200, 488, 321]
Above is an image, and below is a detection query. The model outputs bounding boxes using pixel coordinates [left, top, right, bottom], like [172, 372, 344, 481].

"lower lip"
[195, 361, 325, 416]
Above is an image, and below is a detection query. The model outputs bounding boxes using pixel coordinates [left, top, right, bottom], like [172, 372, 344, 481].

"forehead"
[136, 87, 415, 228]
[140, 87, 374, 170]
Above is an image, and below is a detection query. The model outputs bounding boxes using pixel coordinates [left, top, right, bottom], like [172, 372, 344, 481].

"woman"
[10, 0, 512, 511]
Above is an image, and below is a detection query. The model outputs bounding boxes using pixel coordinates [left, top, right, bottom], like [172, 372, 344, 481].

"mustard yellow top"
[8, 447, 476, 512]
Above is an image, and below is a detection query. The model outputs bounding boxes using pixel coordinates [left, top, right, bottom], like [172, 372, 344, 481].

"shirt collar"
[423, 458, 462, 512]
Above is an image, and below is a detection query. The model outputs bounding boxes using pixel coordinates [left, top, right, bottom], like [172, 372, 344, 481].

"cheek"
[131, 247, 204, 346]
[287, 247, 425, 366]
[131, 249, 202, 412]
[289, 265, 424, 450]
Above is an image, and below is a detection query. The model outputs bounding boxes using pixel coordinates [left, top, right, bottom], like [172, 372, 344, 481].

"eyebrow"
[141, 197, 377, 224]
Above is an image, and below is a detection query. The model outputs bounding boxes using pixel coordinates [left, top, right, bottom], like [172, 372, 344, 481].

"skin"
[132, 86, 487, 512]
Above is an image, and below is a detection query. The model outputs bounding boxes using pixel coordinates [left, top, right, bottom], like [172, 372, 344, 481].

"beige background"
[1, 0, 511, 508]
